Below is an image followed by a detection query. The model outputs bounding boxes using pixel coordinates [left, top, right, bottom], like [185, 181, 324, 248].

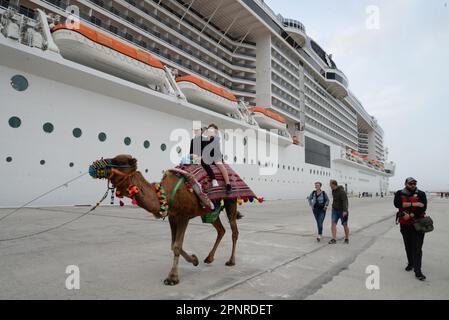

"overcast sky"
[265, 0, 449, 192]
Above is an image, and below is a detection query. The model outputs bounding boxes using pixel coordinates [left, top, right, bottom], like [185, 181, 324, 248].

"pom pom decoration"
[127, 185, 140, 198]
[131, 198, 137, 206]
[119, 200, 124, 207]
[152, 182, 169, 218]
[257, 197, 264, 203]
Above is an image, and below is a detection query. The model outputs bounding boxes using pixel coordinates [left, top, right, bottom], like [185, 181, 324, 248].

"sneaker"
[344, 238, 349, 244]
[211, 179, 219, 187]
[415, 273, 426, 281]
[405, 265, 413, 272]
[328, 239, 336, 244]
[225, 184, 232, 195]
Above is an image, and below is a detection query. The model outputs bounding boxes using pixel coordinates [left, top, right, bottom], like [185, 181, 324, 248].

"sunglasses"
[407, 182, 417, 186]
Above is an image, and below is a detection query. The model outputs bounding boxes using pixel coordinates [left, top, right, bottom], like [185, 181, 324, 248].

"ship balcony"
[282, 18, 307, 47]
[323, 68, 348, 99]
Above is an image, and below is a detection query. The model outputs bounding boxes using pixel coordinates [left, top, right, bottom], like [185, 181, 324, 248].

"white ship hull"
[0, 36, 390, 208]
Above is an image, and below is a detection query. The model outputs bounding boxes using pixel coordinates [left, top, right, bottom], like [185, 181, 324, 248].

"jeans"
[312, 207, 326, 235]
[331, 208, 348, 225]
[400, 224, 425, 275]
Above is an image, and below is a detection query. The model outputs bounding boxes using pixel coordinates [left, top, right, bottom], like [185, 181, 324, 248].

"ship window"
[145, 169, 149, 173]
[72, 128, 82, 138]
[40, 160, 45, 165]
[124, 137, 132, 146]
[98, 132, 107, 142]
[176, 146, 182, 154]
[11, 75, 28, 91]
[143, 140, 150, 149]
[8, 116, 21, 128]
[243, 137, 247, 145]
[234, 156, 237, 163]
[69, 162, 74, 167]
[6, 156, 12, 163]
[161, 143, 167, 151]
[43, 122, 54, 133]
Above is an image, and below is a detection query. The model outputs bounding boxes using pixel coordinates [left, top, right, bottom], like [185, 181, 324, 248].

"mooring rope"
[0, 172, 112, 242]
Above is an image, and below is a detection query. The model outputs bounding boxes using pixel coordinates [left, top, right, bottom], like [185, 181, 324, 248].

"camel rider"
[189, 126, 219, 187]
[203, 124, 232, 195]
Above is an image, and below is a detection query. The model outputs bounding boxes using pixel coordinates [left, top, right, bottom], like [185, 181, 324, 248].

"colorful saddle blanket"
[172, 164, 256, 202]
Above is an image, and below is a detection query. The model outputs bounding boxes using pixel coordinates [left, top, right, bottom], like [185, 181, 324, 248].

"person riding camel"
[202, 124, 233, 195]
[189, 125, 219, 187]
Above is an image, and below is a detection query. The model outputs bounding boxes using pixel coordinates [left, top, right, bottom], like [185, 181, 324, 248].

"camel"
[90, 154, 239, 285]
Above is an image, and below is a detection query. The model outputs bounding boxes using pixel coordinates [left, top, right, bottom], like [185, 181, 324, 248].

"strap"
[169, 176, 185, 205]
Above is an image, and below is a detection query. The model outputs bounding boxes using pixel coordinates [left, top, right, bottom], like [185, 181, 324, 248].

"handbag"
[413, 216, 434, 233]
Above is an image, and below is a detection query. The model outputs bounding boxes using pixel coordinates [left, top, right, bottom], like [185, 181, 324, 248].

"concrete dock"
[1, 197, 448, 299]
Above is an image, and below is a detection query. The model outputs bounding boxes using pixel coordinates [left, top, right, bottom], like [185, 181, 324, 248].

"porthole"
[69, 162, 74, 167]
[40, 160, 45, 165]
[258, 161, 261, 166]
[124, 137, 131, 146]
[72, 128, 82, 138]
[43, 122, 54, 133]
[8, 116, 21, 128]
[234, 156, 237, 162]
[283, 165, 285, 170]
[176, 146, 182, 154]
[243, 158, 246, 164]
[145, 169, 149, 173]
[243, 137, 247, 146]
[160, 143, 166, 151]
[6, 156, 12, 162]
[143, 140, 150, 149]
[11, 75, 28, 91]
[98, 132, 107, 142]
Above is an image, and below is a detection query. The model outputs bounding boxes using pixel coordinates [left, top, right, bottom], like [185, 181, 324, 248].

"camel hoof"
[225, 260, 235, 267]
[192, 254, 199, 267]
[204, 256, 214, 264]
[164, 277, 179, 286]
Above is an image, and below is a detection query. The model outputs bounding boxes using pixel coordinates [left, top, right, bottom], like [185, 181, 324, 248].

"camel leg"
[204, 216, 226, 264]
[225, 201, 239, 266]
[169, 216, 177, 250]
[164, 217, 189, 286]
[178, 219, 199, 266]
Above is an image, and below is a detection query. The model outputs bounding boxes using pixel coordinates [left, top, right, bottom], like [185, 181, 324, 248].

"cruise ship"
[0, 0, 395, 207]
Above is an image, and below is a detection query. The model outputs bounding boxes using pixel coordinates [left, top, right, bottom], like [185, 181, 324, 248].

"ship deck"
[1, 197, 448, 299]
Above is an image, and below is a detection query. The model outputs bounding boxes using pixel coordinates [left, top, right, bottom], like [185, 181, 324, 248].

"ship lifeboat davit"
[250, 107, 287, 131]
[176, 75, 238, 114]
[51, 24, 166, 87]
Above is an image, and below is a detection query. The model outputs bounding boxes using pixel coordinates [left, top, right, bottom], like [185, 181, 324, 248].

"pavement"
[0, 196, 448, 300]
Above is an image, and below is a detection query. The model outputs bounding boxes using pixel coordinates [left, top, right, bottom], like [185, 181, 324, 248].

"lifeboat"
[176, 75, 238, 114]
[51, 24, 166, 87]
[250, 107, 287, 131]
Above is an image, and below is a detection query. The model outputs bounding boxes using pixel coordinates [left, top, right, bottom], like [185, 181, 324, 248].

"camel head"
[89, 154, 138, 197]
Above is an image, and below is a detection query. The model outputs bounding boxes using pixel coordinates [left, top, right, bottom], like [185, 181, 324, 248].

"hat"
[405, 177, 417, 184]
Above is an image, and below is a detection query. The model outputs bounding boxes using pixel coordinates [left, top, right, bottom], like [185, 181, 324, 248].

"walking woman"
[308, 182, 330, 242]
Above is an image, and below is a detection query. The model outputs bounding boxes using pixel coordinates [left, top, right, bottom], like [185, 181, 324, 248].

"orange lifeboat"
[51, 23, 166, 87]
[176, 75, 238, 114]
[250, 107, 287, 131]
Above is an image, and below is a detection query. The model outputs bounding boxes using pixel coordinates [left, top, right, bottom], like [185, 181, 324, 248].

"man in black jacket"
[328, 180, 349, 244]
[394, 177, 427, 281]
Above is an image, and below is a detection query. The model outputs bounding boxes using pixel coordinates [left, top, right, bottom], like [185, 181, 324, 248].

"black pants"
[201, 160, 216, 181]
[400, 224, 425, 275]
